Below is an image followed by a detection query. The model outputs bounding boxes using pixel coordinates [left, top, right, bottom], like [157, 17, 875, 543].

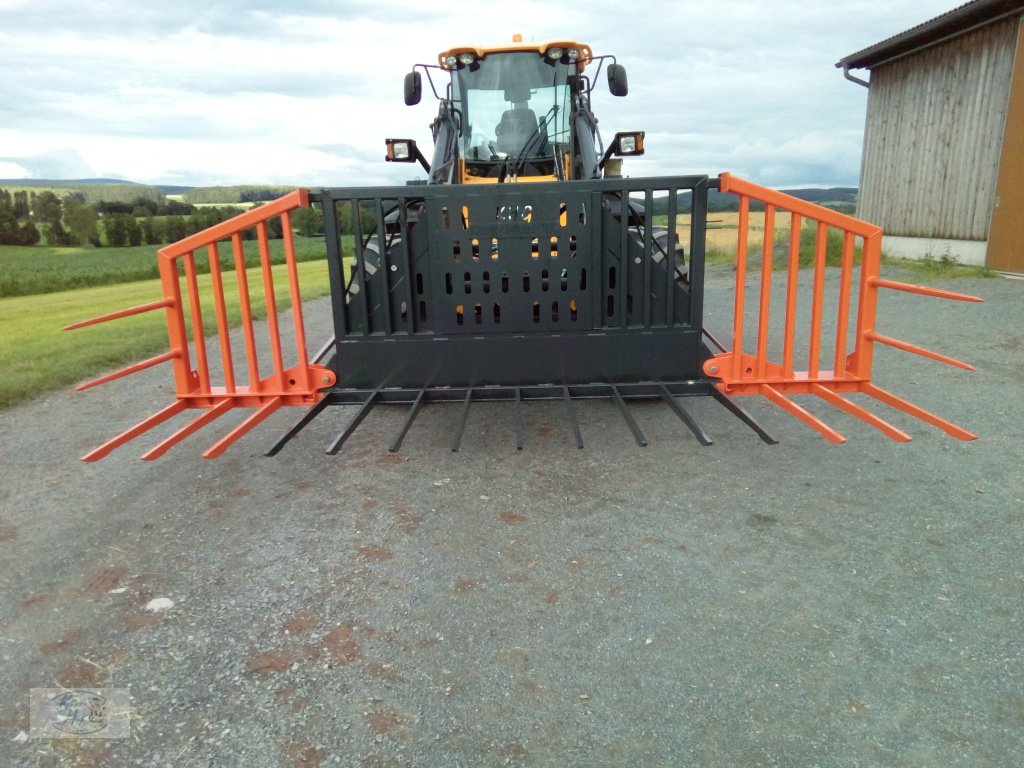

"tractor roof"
[437, 36, 593, 69]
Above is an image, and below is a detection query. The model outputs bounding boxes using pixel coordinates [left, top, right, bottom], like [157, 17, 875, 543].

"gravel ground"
[1, 266, 1022, 767]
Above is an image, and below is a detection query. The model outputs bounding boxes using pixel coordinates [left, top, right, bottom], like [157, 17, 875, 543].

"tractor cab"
[387, 37, 642, 184]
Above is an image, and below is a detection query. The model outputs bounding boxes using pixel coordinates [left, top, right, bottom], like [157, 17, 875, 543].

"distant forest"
[0, 179, 860, 248]
[0, 182, 297, 247]
[654, 187, 858, 214]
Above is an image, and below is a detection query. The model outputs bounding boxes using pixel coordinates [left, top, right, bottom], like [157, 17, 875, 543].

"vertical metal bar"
[665, 185, 678, 327]
[755, 204, 775, 378]
[231, 232, 261, 389]
[451, 388, 473, 451]
[374, 197, 394, 336]
[256, 220, 285, 390]
[642, 188, 654, 328]
[832, 231, 855, 378]
[321, 195, 349, 338]
[847, 231, 884, 379]
[619, 188, 629, 328]
[732, 196, 750, 379]
[688, 178, 707, 331]
[352, 198, 372, 336]
[183, 252, 211, 393]
[611, 385, 648, 447]
[388, 390, 425, 452]
[281, 210, 311, 391]
[562, 387, 584, 449]
[782, 213, 802, 378]
[807, 221, 828, 378]
[156, 250, 193, 394]
[591, 188, 604, 329]
[399, 199, 416, 333]
[206, 242, 236, 393]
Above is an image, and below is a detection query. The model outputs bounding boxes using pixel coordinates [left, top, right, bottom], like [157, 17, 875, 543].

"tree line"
[0, 188, 287, 247]
[0, 186, 381, 248]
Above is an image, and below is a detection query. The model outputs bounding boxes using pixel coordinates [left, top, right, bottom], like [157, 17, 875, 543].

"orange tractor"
[67, 37, 981, 460]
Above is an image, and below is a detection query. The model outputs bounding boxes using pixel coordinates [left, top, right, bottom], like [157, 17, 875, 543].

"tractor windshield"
[453, 52, 573, 179]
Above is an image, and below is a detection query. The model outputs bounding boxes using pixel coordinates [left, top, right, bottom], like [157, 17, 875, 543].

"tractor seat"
[495, 108, 538, 154]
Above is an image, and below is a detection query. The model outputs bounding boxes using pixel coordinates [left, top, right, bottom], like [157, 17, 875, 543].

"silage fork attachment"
[66, 175, 981, 460]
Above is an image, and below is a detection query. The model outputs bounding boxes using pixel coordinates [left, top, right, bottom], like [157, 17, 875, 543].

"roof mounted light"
[546, 47, 563, 60]
[566, 48, 580, 62]
[443, 54, 458, 69]
[458, 52, 476, 66]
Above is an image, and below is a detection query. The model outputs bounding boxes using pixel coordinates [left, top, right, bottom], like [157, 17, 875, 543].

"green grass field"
[0, 256, 337, 409]
[0, 236, 345, 297]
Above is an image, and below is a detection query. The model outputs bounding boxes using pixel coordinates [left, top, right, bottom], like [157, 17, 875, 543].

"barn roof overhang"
[836, 0, 1024, 72]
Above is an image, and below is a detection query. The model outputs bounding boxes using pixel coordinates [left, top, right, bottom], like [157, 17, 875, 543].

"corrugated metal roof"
[836, 0, 1024, 70]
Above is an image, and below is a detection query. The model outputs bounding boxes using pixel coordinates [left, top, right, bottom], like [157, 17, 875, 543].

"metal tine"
[562, 387, 584, 449]
[327, 390, 381, 455]
[659, 385, 712, 446]
[388, 390, 426, 453]
[266, 395, 335, 456]
[611, 385, 648, 447]
[451, 388, 473, 452]
[709, 388, 778, 445]
[810, 384, 912, 442]
[514, 387, 525, 451]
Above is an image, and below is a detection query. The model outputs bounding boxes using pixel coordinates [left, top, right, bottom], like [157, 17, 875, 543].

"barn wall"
[857, 17, 1019, 240]
[987, 17, 1024, 272]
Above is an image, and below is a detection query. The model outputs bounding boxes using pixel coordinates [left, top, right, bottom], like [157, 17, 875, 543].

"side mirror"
[607, 63, 628, 97]
[404, 71, 422, 106]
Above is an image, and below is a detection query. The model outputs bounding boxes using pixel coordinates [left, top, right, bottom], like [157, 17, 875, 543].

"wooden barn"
[837, 0, 1024, 273]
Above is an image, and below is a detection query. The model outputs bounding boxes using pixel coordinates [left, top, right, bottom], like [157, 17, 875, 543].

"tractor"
[67, 37, 980, 460]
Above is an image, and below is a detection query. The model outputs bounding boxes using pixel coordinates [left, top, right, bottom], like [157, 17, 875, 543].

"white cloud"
[0, 0, 960, 187]
[0, 161, 28, 178]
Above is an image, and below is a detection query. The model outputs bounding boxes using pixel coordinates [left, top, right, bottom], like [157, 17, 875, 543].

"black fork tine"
[562, 387, 584, 449]
[514, 387, 525, 450]
[612, 385, 648, 447]
[659, 384, 712, 446]
[266, 394, 334, 456]
[710, 388, 778, 444]
[388, 390, 425, 452]
[326, 390, 381, 454]
[451, 388, 473, 452]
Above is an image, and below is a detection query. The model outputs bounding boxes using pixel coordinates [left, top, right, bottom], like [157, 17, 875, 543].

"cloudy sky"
[0, 0, 962, 189]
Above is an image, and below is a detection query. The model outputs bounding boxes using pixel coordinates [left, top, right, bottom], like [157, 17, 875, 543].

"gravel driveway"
[2, 266, 1022, 767]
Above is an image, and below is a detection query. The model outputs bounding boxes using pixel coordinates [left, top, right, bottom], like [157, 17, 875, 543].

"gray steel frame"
[266, 176, 777, 453]
[315, 176, 710, 390]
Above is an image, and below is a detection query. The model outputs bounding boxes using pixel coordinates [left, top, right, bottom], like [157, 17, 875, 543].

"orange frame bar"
[707, 173, 979, 443]
[69, 188, 336, 460]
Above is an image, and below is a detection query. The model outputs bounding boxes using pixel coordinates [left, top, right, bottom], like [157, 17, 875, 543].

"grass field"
[660, 212, 995, 277]
[0, 259, 336, 409]
[0, 236, 344, 297]
[0, 214, 993, 411]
